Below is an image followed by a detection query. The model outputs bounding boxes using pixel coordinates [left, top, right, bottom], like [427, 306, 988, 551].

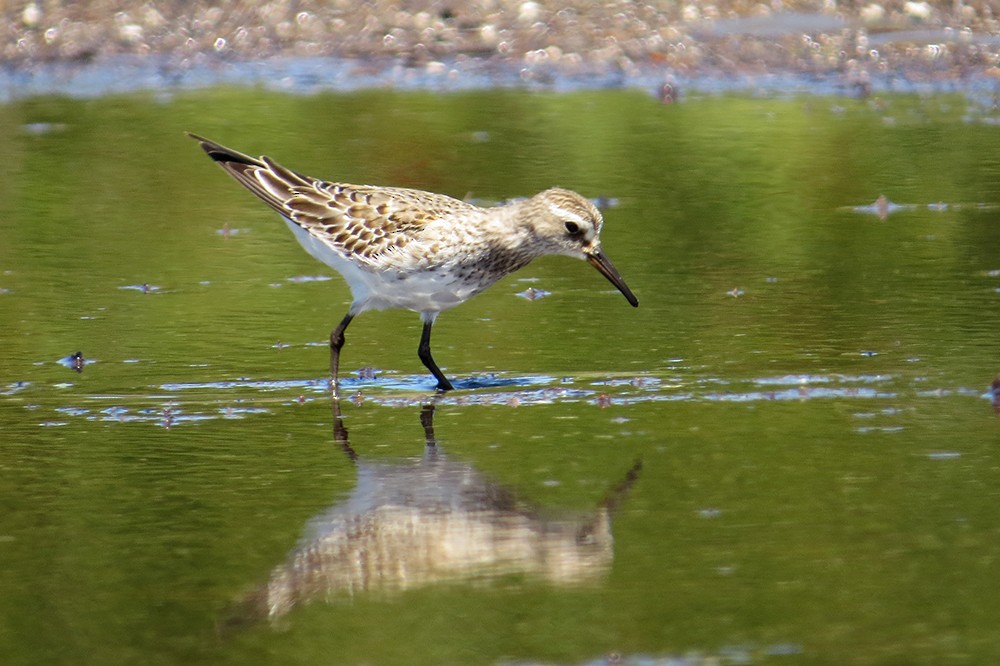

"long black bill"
[586, 249, 639, 307]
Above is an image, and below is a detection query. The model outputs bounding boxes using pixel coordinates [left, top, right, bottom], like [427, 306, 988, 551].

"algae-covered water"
[2, 88, 1000, 664]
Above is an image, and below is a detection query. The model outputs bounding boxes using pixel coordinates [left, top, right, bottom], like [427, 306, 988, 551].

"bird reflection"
[226, 400, 641, 626]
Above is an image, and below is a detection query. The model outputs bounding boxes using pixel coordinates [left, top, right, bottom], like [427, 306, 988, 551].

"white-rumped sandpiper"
[189, 133, 638, 391]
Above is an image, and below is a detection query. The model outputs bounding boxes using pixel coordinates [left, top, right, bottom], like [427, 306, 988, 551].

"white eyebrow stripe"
[546, 203, 588, 225]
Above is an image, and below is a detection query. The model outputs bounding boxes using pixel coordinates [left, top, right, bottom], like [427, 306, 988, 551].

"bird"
[188, 133, 638, 391]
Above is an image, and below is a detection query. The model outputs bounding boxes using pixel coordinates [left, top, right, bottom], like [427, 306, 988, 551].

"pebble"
[3, 1, 999, 86]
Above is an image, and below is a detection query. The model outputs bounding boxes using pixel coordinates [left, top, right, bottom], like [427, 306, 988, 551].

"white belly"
[284, 219, 485, 315]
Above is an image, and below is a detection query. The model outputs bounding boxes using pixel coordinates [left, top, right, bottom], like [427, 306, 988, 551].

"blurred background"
[3, 2, 1000, 665]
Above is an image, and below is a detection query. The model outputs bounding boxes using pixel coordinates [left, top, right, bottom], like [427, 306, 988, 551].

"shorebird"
[189, 133, 638, 391]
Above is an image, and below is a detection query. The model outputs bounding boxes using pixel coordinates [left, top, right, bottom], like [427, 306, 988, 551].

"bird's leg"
[418, 319, 454, 391]
[329, 312, 355, 392]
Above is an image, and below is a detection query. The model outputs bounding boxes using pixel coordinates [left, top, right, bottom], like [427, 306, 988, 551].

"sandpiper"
[189, 133, 638, 391]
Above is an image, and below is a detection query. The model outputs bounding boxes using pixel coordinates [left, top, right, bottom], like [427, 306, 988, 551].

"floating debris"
[855, 194, 899, 220]
[119, 283, 161, 293]
[848, 196, 997, 220]
[516, 287, 551, 301]
[55, 406, 89, 417]
[1, 381, 30, 396]
[216, 224, 248, 237]
[57, 352, 86, 372]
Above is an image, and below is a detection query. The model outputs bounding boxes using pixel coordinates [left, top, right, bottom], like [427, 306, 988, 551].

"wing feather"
[188, 133, 481, 260]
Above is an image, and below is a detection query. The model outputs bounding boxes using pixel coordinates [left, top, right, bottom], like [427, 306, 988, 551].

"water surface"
[2, 89, 1000, 664]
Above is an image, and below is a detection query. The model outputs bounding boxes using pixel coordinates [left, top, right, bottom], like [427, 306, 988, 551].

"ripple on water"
[11, 368, 988, 428]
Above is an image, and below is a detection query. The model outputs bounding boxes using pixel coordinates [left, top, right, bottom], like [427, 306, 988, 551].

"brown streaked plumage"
[188, 133, 638, 392]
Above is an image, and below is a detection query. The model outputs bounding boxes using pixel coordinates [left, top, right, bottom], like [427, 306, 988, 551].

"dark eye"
[564, 221, 580, 234]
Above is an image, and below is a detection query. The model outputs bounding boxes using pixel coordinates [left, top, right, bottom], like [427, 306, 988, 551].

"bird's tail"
[187, 132, 315, 219]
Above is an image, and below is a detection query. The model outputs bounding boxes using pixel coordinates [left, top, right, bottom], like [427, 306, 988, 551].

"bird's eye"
[564, 221, 580, 234]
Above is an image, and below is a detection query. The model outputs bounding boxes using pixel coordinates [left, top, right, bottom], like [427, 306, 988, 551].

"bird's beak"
[586, 249, 639, 307]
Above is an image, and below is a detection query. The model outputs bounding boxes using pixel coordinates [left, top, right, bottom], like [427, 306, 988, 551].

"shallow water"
[2, 88, 1000, 664]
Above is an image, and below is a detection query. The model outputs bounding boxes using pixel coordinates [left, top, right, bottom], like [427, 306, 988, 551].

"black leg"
[418, 320, 454, 391]
[330, 312, 354, 382]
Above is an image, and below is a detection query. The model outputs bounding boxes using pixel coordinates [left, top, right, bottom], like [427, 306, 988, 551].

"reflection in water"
[226, 402, 641, 626]
[991, 374, 1000, 416]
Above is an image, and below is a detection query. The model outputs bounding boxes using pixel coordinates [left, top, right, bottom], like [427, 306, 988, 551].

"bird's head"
[527, 188, 638, 307]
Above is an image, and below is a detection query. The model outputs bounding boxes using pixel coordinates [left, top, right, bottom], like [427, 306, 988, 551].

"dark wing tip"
[186, 132, 263, 168]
